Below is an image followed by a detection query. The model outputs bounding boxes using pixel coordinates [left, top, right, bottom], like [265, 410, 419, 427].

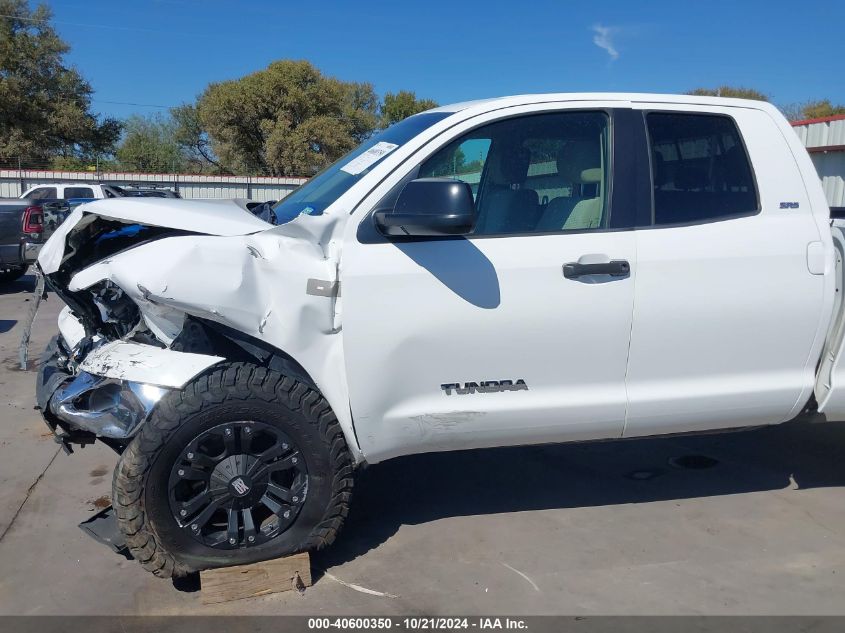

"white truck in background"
[20, 183, 125, 202]
[30, 93, 845, 579]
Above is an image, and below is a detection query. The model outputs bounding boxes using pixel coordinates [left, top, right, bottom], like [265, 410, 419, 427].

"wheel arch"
[174, 316, 364, 463]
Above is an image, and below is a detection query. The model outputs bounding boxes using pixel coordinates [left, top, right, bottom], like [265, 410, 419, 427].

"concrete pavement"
[1, 270, 844, 615]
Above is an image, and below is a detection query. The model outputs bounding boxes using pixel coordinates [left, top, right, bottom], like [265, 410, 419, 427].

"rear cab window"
[646, 112, 758, 225]
[64, 187, 95, 199]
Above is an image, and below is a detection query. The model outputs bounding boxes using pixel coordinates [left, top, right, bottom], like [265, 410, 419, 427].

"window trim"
[640, 109, 762, 229]
[357, 108, 630, 244]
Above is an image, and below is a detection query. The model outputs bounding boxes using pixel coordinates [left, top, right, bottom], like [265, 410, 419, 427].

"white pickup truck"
[32, 93, 844, 578]
[21, 182, 125, 202]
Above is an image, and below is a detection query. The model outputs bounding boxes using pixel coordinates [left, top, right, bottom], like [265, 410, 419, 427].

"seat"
[478, 147, 540, 234]
[562, 168, 603, 229]
[536, 141, 604, 231]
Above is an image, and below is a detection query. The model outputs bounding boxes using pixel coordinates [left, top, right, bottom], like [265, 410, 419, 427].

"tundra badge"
[441, 380, 529, 395]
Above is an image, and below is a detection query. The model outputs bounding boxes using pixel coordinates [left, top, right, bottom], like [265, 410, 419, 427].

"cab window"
[419, 138, 491, 201]
[27, 187, 57, 200]
[647, 113, 758, 225]
[417, 111, 610, 235]
[64, 187, 94, 199]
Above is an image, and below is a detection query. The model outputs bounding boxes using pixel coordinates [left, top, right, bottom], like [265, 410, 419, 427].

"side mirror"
[374, 178, 477, 237]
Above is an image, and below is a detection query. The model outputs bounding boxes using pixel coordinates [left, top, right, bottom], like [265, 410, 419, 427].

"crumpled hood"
[38, 197, 271, 274]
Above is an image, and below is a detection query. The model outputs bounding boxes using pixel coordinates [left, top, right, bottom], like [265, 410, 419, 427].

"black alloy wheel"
[168, 421, 309, 549]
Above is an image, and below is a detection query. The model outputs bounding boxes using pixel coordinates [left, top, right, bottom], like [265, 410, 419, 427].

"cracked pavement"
[2, 270, 845, 615]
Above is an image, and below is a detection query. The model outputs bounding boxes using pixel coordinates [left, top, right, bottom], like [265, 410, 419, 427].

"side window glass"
[65, 187, 94, 198]
[647, 113, 758, 225]
[28, 187, 57, 200]
[419, 137, 491, 202]
[418, 112, 610, 235]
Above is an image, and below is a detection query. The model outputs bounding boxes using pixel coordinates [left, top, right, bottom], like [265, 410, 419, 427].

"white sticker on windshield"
[340, 142, 399, 175]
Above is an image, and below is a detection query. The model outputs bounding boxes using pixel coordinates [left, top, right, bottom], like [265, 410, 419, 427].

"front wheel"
[112, 363, 354, 578]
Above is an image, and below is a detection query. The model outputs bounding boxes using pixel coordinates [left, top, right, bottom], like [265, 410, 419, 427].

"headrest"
[499, 147, 531, 184]
[580, 168, 602, 183]
[557, 140, 601, 184]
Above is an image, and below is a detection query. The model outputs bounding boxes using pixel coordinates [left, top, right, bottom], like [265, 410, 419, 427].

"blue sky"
[44, 0, 841, 121]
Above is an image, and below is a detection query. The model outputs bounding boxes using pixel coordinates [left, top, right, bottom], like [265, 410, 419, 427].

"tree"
[380, 90, 438, 127]
[686, 86, 769, 101]
[0, 0, 121, 164]
[793, 100, 845, 121]
[170, 103, 223, 172]
[196, 60, 379, 176]
[116, 114, 184, 173]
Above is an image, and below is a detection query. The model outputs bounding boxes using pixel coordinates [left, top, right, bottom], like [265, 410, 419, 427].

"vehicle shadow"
[313, 419, 845, 570]
[395, 239, 501, 309]
[0, 271, 35, 296]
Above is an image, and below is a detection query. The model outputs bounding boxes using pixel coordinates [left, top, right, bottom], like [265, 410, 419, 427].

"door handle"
[563, 259, 630, 279]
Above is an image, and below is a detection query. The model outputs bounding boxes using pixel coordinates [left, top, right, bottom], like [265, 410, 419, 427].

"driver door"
[341, 106, 638, 462]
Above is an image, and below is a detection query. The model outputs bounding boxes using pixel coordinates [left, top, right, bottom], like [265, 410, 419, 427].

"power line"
[0, 12, 199, 36]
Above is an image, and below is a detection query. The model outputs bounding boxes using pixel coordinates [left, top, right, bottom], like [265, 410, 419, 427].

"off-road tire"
[112, 362, 354, 578]
[0, 267, 26, 284]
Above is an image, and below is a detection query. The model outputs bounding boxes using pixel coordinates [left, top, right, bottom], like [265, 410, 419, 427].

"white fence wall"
[811, 152, 845, 209]
[0, 169, 308, 201]
[793, 116, 845, 208]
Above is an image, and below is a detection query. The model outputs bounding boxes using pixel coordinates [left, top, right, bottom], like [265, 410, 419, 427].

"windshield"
[271, 112, 452, 224]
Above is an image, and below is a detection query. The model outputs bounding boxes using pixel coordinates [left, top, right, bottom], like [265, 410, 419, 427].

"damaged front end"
[32, 200, 268, 453]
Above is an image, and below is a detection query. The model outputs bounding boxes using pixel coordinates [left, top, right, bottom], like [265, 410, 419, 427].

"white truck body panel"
[34, 93, 845, 465]
[78, 340, 224, 389]
[38, 198, 270, 275]
[814, 224, 845, 416]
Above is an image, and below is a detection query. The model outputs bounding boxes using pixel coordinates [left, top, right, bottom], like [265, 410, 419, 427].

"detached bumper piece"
[79, 506, 132, 560]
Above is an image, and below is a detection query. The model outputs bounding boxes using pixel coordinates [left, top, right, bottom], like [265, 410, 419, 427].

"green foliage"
[0, 0, 121, 163]
[427, 146, 467, 177]
[795, 100, 845, 121]
[196, 60, 380, 176]
[170, 103, 223, 171]
[380, 90, 438, 127]
[687, 86, 769, 101]
[116, 114, 184, 172]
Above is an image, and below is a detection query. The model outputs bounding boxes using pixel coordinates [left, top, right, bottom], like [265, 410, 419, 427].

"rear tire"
[112, 362, 354, 578]
[0, 267, 26, 284]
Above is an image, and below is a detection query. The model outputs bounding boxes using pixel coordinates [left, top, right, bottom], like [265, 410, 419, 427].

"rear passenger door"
[623, 106, 827, 436]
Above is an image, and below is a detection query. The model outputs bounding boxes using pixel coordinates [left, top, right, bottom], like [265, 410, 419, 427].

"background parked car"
[121, 187, 181, 198]
[0, 200, 43, 283]
[21, 183, 126, 201]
